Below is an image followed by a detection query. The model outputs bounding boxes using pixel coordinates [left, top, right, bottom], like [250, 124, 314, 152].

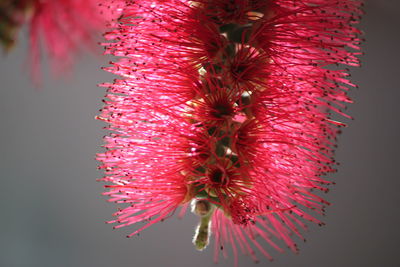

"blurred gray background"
[0, 1, 399, 267]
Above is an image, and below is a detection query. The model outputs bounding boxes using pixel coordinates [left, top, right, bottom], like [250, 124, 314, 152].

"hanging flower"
[1, 0, 124, 78]
[98, 0, 362, 265]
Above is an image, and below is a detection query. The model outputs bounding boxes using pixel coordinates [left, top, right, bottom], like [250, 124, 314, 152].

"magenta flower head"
[97, 0, 362, 264]
[1, 0, 124, 78]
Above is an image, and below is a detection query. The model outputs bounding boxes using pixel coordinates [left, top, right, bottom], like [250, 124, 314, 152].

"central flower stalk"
[186, 1, 267, 248]
[192, 199, 215, 250]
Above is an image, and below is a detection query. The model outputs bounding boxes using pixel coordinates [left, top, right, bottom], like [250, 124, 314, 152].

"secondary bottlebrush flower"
[98, 0, 362, 265]
[1, 0, 123, 78]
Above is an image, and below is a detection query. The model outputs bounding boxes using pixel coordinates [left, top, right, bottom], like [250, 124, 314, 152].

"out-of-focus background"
[0, 1, 399, 267]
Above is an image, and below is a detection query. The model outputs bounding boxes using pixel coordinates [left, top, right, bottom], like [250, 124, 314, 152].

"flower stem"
[193, 208, 214, 251]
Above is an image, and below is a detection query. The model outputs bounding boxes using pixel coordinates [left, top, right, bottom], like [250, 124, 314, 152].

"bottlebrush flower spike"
[1, 0, 124, 78]
[98, 0, 362, 265]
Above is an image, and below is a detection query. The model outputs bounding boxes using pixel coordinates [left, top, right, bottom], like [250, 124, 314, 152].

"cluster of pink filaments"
[97, 0, 362, 264]
[0, 0, 123, 77]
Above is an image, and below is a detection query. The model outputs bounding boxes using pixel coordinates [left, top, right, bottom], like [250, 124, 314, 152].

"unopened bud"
[191, 199, 212, 217]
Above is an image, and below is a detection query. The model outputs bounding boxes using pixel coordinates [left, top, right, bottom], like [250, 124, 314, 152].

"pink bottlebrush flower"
[1, 0, 124, 79]
[98, 0, 362, 265]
